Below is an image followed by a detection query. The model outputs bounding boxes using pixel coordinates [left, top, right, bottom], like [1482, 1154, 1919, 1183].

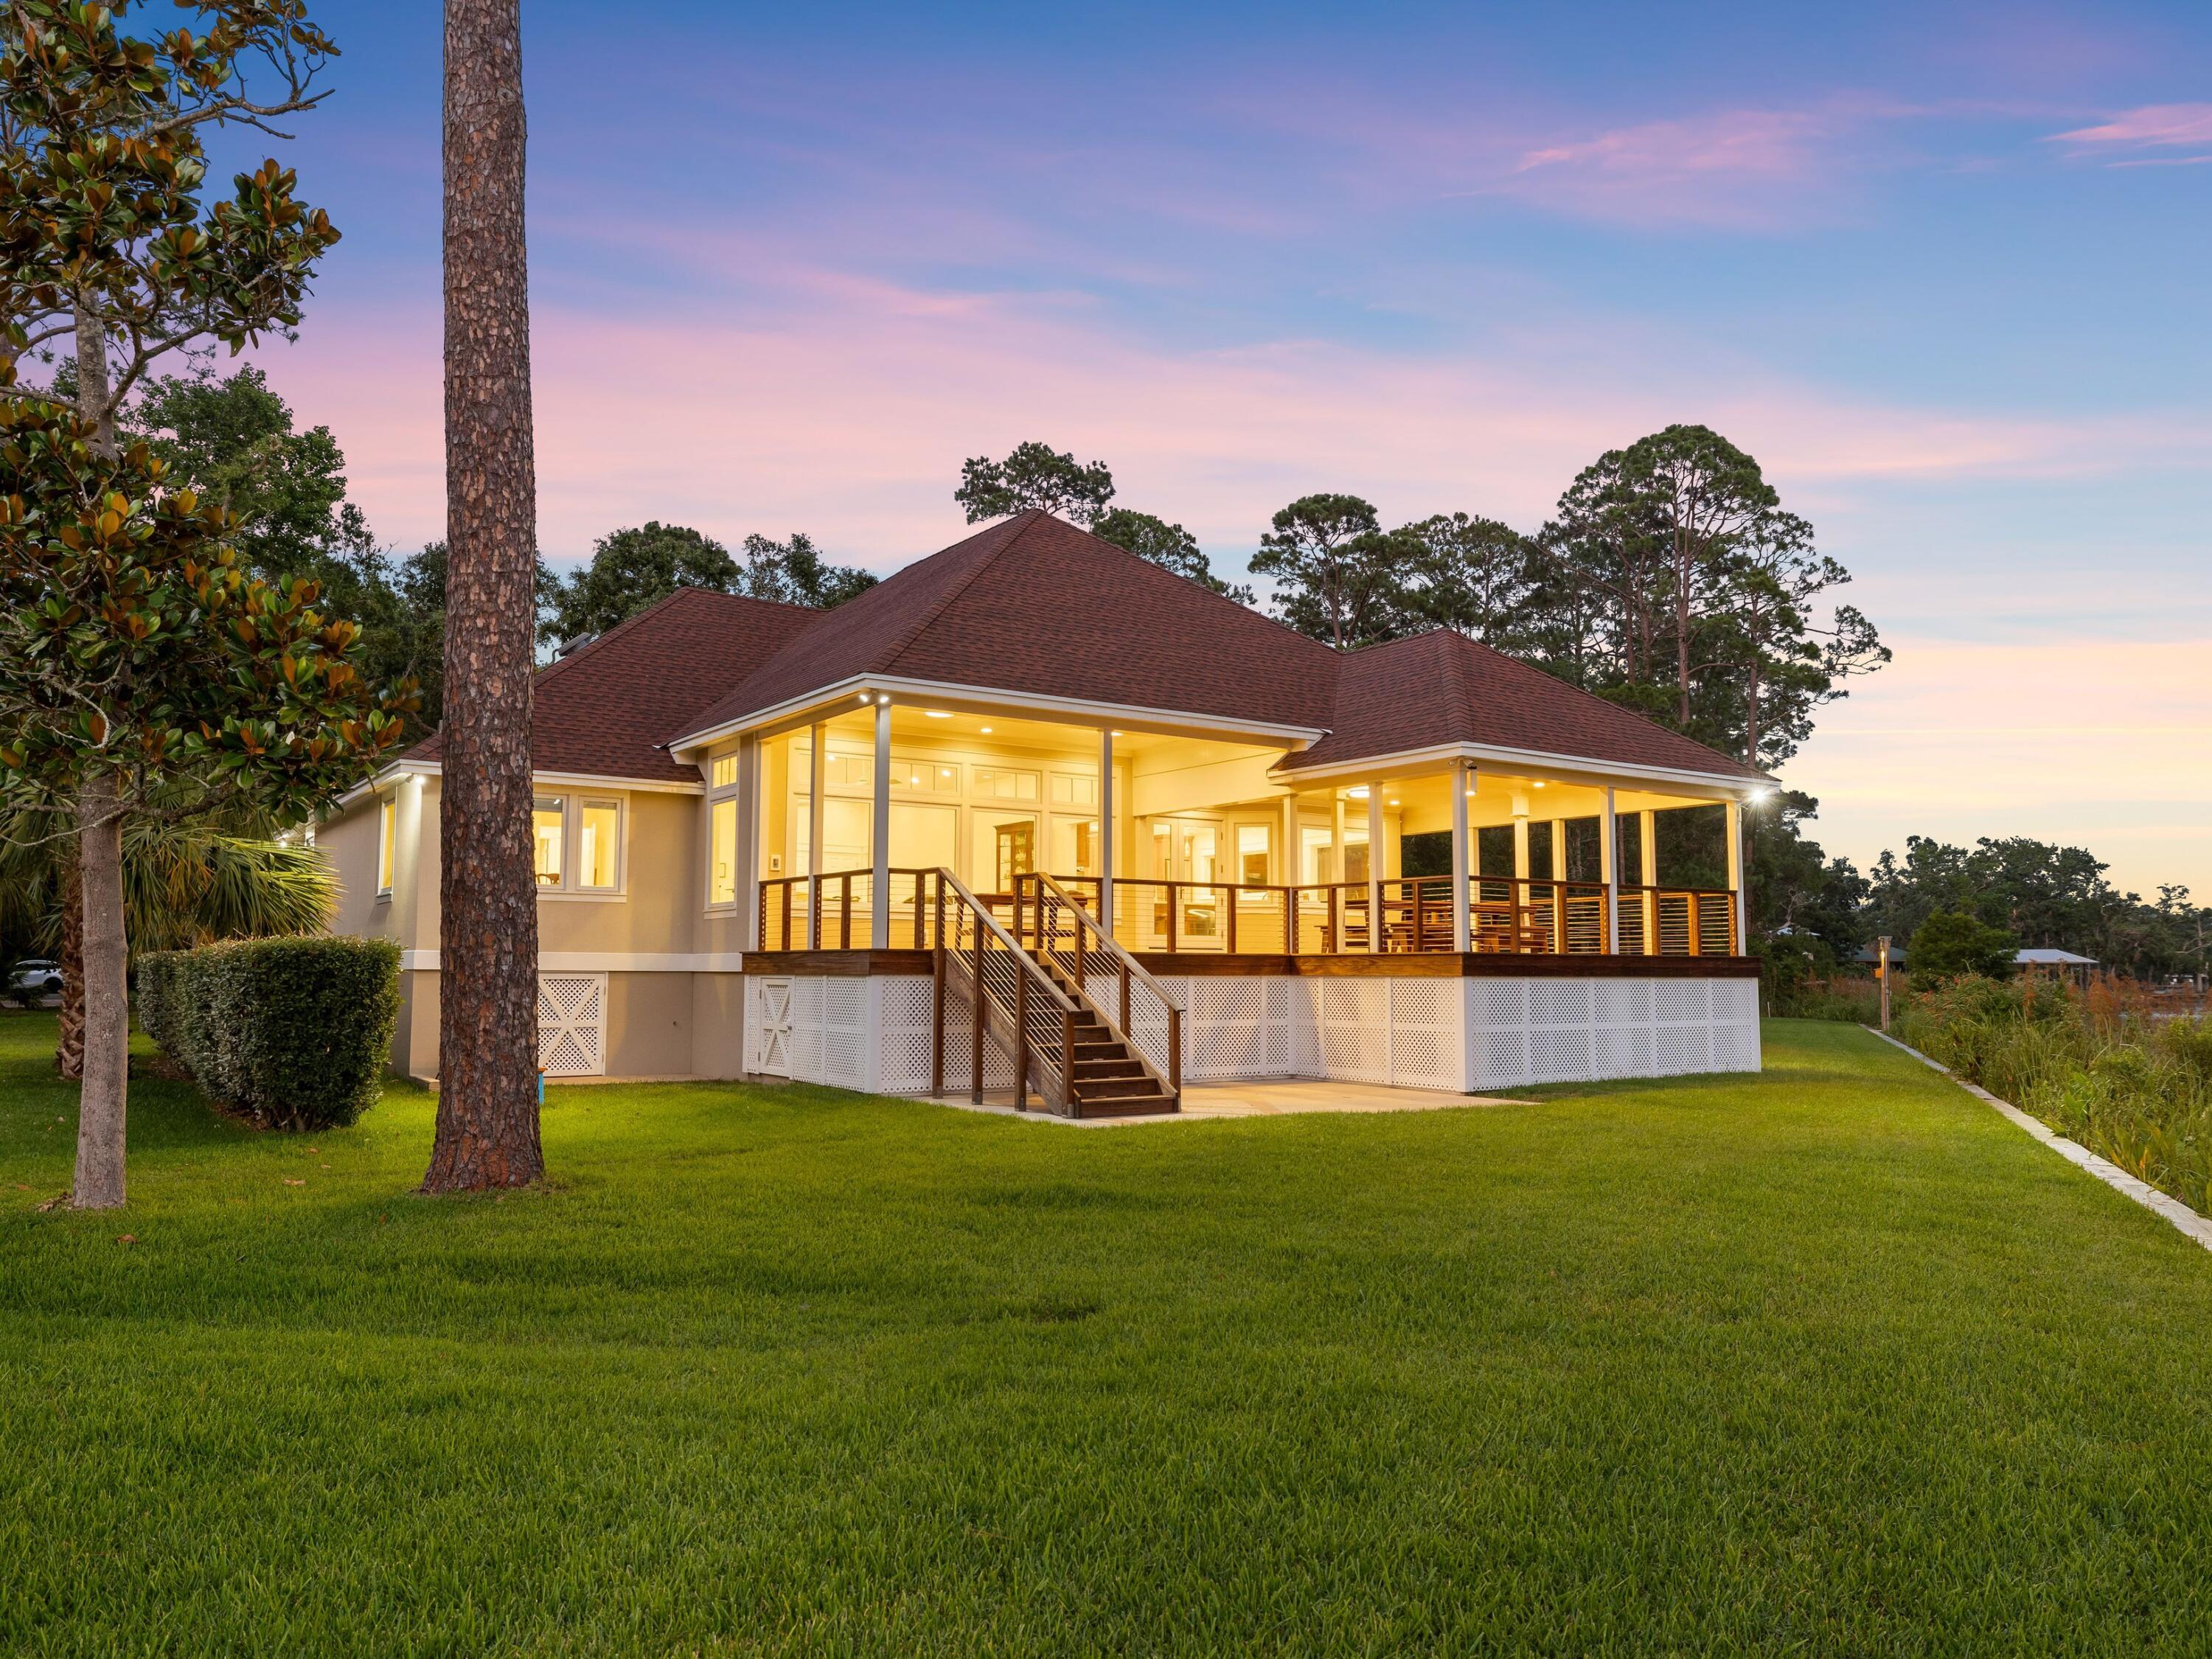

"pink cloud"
[2050, 102, 2212, 159]
[1513, 108, 1823, 187]
[254, 265, 2212, 574]
[1447, 99, 1913, 230]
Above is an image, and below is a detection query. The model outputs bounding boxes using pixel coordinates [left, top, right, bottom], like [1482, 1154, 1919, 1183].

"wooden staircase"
[1035, 957, 1178, 1118]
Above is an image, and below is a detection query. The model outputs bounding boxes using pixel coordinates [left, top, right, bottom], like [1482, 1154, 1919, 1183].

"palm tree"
[1, 803, 338, 1067]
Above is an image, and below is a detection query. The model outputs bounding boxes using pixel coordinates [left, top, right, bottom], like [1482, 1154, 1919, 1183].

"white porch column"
[1638, 807, 1658, 953]
[871, 699, 892, 947]
[737, 736, 761, 952]
[1366, 782, 1385, 954]
[1600, 786, 1618, 955]
[807, 721, 826, 950]
[1512, 804, 1531, 880]
[1727, 798, 1746, 956]
[1099, 728, 1116, 935]
[1450, 759, 1472, 953]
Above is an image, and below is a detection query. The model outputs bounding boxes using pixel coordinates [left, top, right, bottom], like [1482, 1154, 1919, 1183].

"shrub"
[1907, 910, 2017, 991]
[136, 936, 401, 1130]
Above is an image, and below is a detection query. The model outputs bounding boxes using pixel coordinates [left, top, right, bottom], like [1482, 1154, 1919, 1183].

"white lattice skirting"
[740, 972, 1759, 1096]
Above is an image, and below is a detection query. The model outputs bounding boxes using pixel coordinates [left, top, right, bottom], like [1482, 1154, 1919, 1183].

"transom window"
[974, 767, 1039, 801]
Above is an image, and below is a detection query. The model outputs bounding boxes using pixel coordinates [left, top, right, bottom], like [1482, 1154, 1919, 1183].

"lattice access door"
[751, 977, 793, 1077]
[538, 973, 606, 1077]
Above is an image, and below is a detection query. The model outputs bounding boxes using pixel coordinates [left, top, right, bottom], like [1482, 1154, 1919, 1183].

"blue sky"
[226, 1, 2211, 896]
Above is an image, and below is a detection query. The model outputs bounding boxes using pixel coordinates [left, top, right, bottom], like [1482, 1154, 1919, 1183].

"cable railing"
[757, 867, 948, 950]
[759, 867, 1739, 957]
[1014, 873, 1183, 1096]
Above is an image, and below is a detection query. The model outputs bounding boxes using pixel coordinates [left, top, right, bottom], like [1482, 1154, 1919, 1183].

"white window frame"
[706, 762, 742, 913]
[376, 795, 397, 900]
[534, 791, 628, 902]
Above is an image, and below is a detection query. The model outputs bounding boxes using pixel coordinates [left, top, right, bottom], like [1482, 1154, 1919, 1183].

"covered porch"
[727, 700, 1750, 961]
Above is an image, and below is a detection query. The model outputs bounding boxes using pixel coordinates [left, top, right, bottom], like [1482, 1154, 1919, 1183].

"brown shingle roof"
[1279, 629, 1766, 781]
[672, 511, 1340, 743]
[408, 586, 821, 784]
[406, 515, 1764, 790]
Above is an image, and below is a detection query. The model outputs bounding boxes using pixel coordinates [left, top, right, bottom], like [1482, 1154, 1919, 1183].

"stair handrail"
[1020, 872, 1184, 1100]
[933, 867, 1082, 1113]
[1020, 872, 1186, 1015]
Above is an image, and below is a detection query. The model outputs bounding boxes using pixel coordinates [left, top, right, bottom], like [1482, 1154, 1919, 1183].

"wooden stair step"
[1074, 1091, 1178, 1119]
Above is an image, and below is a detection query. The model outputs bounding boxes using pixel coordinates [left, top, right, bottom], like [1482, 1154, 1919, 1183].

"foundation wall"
[737, 967, 1761, 1096]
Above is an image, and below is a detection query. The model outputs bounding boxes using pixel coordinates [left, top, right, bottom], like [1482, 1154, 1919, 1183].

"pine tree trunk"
[54, 857, 83, 1079]
[72, 776, 128, 1209]
[422, 0, 543, 1192]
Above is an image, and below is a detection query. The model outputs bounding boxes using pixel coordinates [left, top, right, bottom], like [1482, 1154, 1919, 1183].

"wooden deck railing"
[931, 869, 1083, 1114]
[1016, 873, 1183, 1099]
[759, 868, 1739, 957]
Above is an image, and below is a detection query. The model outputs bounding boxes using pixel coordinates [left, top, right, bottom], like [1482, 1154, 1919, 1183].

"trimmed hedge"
[137, 936, 402, 1131]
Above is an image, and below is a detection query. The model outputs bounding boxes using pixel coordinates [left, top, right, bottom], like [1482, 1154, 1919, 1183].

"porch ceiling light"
[1346, 786, 1370, 800]
[923, 709, 952, 718]
[876, 694, 891, 705]
[1533, 781, 1546, 789]
[980, 726, 993, 734]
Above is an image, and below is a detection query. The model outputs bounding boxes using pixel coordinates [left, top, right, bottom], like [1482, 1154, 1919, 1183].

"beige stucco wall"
[535, 787, 701, 957]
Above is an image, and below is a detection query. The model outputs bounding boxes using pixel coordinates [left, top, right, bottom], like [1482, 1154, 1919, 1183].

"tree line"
[953, 432, 1889, 773]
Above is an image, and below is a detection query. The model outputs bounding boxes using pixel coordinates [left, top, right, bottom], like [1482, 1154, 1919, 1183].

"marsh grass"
[1900, 975, 2212, 1214]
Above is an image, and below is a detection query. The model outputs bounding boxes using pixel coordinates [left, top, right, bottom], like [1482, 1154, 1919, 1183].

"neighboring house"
[324, 511, 1773, 1110]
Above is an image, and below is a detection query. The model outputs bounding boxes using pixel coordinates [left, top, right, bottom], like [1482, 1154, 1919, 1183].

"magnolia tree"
[0, 402, 411, 1206]
[0, 1, 409, 1207]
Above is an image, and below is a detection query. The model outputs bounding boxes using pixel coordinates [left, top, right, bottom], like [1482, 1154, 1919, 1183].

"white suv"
[8, 959, 63, 998]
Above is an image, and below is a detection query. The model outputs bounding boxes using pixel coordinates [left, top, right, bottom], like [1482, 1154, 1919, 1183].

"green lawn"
[4, 1013, 2211, 1656]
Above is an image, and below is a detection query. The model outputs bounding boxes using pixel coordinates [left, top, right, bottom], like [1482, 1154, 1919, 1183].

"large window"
[707, 751, 742, 909]
[709, 798, 739, 907]
[533, 797, 566, 886]
[1235, 823, 1271, 888]
[377, 796, 396, 897]
[534, 794, 625, 894]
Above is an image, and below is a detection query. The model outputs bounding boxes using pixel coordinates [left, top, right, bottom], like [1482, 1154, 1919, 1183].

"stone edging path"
[1865, 1025, 2212, 1256]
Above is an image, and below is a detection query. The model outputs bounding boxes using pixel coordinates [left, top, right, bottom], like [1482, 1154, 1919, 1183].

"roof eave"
[670, 672, 1330, 757]
[327, 757, 703, 817]
[1272, 740, 1772, 797]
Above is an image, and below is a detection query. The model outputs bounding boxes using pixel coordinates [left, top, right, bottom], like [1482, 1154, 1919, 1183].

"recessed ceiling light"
[923, 709, 951, 719]
[1533, 781, 1547, 789]
[980, 726, 993, 734]
[1388, 799, 1401, 807]
[1347, 787, 1369, 799]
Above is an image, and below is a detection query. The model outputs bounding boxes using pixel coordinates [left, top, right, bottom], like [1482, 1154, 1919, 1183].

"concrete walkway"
[931, 1078, 1532, 1126]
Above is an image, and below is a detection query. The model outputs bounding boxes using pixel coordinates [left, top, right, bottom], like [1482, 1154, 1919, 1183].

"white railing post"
[1601, 785, 1618, 956]
[1099, 727, 1116, 943]
[1727, 796, 1747, 956]
[1639, 808, 1658, 954]
[1366, 782, 1385, 954]
[738, 735, 761, 953]
[1450, 759, 1472, 954]
[807, 721, 826, 950]
[872, 698, 892, 948]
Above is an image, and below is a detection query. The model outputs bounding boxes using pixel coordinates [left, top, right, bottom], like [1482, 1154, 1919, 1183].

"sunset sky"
[226, 1, 2208, 898]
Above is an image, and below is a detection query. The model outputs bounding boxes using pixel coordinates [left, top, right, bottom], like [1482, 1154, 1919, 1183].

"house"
[322, 510, 1772, 1111]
